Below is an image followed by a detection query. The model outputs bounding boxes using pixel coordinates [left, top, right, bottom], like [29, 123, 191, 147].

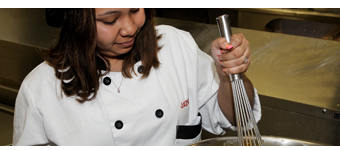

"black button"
[155, 109, 164, 118]
[103, 77, 111, 85]
[115, 120, 123, 129]
[137, 65, 144, 73]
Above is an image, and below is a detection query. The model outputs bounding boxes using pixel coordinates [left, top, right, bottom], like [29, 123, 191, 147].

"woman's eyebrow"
[97, 10, 121, 16]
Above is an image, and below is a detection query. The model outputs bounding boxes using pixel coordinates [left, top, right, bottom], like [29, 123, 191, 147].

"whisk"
[216, 14, 263, 146]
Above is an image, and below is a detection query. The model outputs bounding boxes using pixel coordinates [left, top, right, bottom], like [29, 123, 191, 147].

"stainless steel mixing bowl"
[190, 136, 330, 146]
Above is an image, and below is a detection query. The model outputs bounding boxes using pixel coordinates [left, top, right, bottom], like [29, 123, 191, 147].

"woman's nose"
[120, 16, 137, 37]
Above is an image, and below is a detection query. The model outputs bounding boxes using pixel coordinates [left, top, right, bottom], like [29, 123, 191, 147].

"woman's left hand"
[211, 33, 250, 76]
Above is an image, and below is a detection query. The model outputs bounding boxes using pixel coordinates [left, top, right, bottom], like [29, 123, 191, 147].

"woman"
[13, 8, 261, 146]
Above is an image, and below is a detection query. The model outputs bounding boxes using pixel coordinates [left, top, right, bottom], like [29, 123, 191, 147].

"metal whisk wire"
[216, 14, 263, 146]
[234, 79, 262, 146]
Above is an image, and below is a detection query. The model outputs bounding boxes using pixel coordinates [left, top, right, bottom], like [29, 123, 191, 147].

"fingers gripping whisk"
[216, 14, 263, 146]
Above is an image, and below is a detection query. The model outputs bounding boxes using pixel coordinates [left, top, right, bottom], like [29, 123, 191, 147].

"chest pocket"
[175, 113, 202, 146]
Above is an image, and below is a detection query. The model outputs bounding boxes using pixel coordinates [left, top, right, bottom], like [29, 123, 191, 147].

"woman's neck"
[109, 58, 123, 72]
[97, 52, 126, 72]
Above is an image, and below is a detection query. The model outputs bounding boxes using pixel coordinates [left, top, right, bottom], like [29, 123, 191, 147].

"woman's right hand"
[210, 33, 250, 76]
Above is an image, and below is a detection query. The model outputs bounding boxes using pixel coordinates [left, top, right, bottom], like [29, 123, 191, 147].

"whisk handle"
[216, 14, 242, 82]
[216, 14, 232, 42]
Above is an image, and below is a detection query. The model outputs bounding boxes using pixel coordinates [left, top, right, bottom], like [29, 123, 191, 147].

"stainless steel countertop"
[0, 8, 59, 50]
[155, 17, 340, 112]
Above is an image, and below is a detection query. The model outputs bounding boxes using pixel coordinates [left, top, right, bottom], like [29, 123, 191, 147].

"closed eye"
[130, 8, 140, 13]
[103, 19, 117, 25]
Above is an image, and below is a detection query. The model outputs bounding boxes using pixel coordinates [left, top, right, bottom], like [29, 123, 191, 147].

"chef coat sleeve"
[195, 42, 262, 135]
[13, 80, 49, 145]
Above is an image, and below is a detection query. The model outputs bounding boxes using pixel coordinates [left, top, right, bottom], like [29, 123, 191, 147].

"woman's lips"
[117, 39, 135, 48]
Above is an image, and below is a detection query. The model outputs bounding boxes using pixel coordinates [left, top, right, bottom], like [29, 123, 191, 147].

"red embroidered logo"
[181, 99, 189, 109]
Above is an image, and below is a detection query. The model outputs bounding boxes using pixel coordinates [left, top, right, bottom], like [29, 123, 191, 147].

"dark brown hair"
[43, 8, 161, 103]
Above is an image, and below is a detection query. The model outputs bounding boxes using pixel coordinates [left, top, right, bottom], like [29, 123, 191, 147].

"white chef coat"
[13, 25, 261, 146]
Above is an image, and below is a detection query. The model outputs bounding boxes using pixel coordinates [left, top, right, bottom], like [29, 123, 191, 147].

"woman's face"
[95, 8, 146, 57]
